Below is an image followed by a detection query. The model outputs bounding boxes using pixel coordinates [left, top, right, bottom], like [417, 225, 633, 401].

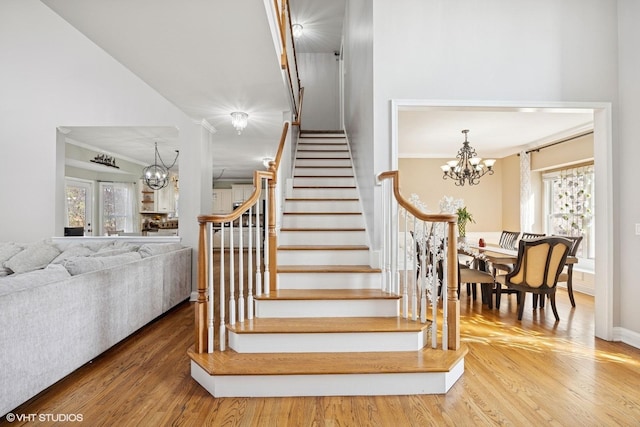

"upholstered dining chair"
[459, 261, 496, 308]
[495, 236, 571, 321]
[532, 234, 582, 309]
[498, 230, 520, 250]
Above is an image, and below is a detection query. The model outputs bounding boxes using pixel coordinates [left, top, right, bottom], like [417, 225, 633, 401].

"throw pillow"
[4, 241, 61, 274]
[51, 245, 95, 264]
[0, 242, 23, 265]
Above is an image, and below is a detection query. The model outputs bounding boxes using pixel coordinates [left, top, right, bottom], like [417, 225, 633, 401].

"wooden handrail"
[292, 87, 304, 127]
[273, 122, 290, 173]
[377, 169, 460, 350]
[198, 170, 274, 225]
[377, 171, 457, 224]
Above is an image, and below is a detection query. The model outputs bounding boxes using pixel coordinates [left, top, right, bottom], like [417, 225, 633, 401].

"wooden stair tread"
[282, 212, 361, 216]
[285, 197, 358, 201]
[278, 245, 369, 251]
[294, 165, 352, 168]
[254, 289, 399, 300]
[294, 175, 354, 178]
[292, 186, 356, 188]
[280, 227, 365, 232]
[227, 317, 430, 334]
[188, 345, 468, 376]
[278, 265, 380, 273]
[298, 149, 349, 152]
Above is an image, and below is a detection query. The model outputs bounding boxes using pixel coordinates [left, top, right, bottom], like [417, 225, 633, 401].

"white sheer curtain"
[520, 151, 533, 232]
[99, 182, 138, 234]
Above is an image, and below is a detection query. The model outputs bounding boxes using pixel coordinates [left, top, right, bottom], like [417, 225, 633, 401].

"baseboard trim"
[613, 327, 640, 349]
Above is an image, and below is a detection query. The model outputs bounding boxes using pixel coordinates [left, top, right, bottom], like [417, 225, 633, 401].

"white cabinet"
[212, 189, 233, 213]
[156, 184, 176, 213]
[232, 184, 256, 203]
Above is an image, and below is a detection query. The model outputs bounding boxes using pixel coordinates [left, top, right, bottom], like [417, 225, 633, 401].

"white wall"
[0, 0, 210, 289]
[343, 0, 376, 248]
[341, 0, 640, 338]
[616, 0, 640, 342]
[298, 53, 341, 130]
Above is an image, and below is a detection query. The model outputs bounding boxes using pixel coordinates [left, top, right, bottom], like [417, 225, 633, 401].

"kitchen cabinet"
[212, 189, 233, 213]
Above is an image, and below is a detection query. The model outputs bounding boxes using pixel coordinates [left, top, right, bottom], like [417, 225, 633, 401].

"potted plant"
[456, 206, 475, 241]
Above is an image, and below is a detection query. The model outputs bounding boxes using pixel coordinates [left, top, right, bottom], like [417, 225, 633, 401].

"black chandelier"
[441, 129, 495, 186]
[143, 142, 179, 190]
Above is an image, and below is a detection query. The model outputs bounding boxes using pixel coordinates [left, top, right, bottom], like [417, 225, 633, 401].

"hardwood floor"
[4, 289, 640, 426]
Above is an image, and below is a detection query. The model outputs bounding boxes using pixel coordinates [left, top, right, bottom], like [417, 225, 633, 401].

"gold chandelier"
[441, 130, 495, 186]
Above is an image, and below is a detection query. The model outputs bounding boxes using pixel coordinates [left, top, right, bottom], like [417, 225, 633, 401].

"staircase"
[189, 130, 466, 397]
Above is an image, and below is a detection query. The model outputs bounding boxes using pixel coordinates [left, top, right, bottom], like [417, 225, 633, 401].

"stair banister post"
[195, 220, 208, 353]
[447, 220, 460, 350]
[268, 162, 278, 292]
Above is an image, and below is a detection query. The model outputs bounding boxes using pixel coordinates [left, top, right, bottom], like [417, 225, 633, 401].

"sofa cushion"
[4, 241, 61, 274]
[138, 243, 184, 258]
[0, 264, 71, 296]
[51, 245, 95, 264]
[0, 267, 12, 277]
[0, 242, 23, 265]
[62, 252, 142, 275]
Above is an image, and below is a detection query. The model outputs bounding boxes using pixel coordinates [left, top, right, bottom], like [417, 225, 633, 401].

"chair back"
[520, 232, 545, 240]
[498, 230, 520, 250]
[506, 237, 571, 289]
[553, 235, 583, 257]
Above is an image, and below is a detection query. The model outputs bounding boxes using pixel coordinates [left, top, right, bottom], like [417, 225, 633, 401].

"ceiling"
[43, 0, 593, 179]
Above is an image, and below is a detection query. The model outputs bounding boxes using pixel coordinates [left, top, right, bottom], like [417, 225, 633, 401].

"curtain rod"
[518, 131, 593, 156]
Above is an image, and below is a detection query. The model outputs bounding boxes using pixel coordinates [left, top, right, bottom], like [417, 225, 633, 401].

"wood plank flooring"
[4, 290, 640, 426]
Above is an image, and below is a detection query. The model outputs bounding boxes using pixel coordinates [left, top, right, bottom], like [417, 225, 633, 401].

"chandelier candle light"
[143, 142, 179, 190]
[441, 129, 496, 186]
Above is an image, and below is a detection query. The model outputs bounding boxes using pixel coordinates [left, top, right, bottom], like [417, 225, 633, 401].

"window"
[543, 164, 595, 270]
[99, 182, 137, 235]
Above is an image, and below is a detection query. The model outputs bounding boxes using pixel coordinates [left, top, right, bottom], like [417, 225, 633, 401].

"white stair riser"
[297, 144, 348, 151]
[229, 330, 427, 353]
[279, 230, 367, 246]
[255, 299, 399, 318]
[293, 167, 353, 177]
[295, 159, 352, 167]
[297, 151, 350, 159]
[291, 188, 358, 199]
[278, 250, 369, 265]
[282, 214, 363, 228]
[285, 200, 360, 213]
[192, 361, 464, 397]
[293, 177, 355, 187]
[277, 272, 382, 289]
[299, 136, 346, 141]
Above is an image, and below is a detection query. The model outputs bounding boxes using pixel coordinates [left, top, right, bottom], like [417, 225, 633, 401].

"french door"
[65, 178, 94, 235]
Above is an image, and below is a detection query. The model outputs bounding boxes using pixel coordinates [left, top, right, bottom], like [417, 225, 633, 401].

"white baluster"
[402, 212, 408, 318]
[255, 189, 262, 297]
[441, 233, 448, 351]
[430, 229, 437, 347]
[421, 222, 427, 324]
[219, 225, 226, 351]
[229, 221, 236, 326]
[412, 216, 418, 321]
[207, 222, 214, 353]
[381, 181, 389, 292]
[263, 183, 270, 295]
[238, 216, 244, 323]
[391, 198, 398, 295]
[247, 206, 254, 320]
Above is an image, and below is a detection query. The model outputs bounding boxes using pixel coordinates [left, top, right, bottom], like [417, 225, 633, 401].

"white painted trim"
[191, 359, 464, 397]
[229, 330, 426, 353]
[613, 327, 640, 349]
[389, 99, 614, 341]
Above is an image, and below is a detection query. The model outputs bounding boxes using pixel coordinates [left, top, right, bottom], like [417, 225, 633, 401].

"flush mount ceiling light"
[292, 23, 304, 38]
[230, 111, 249, 135]
[441, 129, 496, 186]
[143, 142, 179, 190]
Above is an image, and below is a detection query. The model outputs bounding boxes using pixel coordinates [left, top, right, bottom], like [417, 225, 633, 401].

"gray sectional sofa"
[0, 238, 191, 416]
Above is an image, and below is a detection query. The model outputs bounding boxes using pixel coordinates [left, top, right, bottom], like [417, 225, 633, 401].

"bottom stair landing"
[188, 346, 467, 397]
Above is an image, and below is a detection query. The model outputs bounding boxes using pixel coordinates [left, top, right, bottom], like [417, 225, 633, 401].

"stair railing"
[195, 123, 292, 353]
[273, 0, 302, 124]
[377, 171, 460, 351]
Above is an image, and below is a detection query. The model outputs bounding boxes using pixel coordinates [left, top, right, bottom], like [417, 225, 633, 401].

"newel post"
[447, 220, 460, 350]
[195, 220, 208, 353]
[267, 165, 278, 292]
